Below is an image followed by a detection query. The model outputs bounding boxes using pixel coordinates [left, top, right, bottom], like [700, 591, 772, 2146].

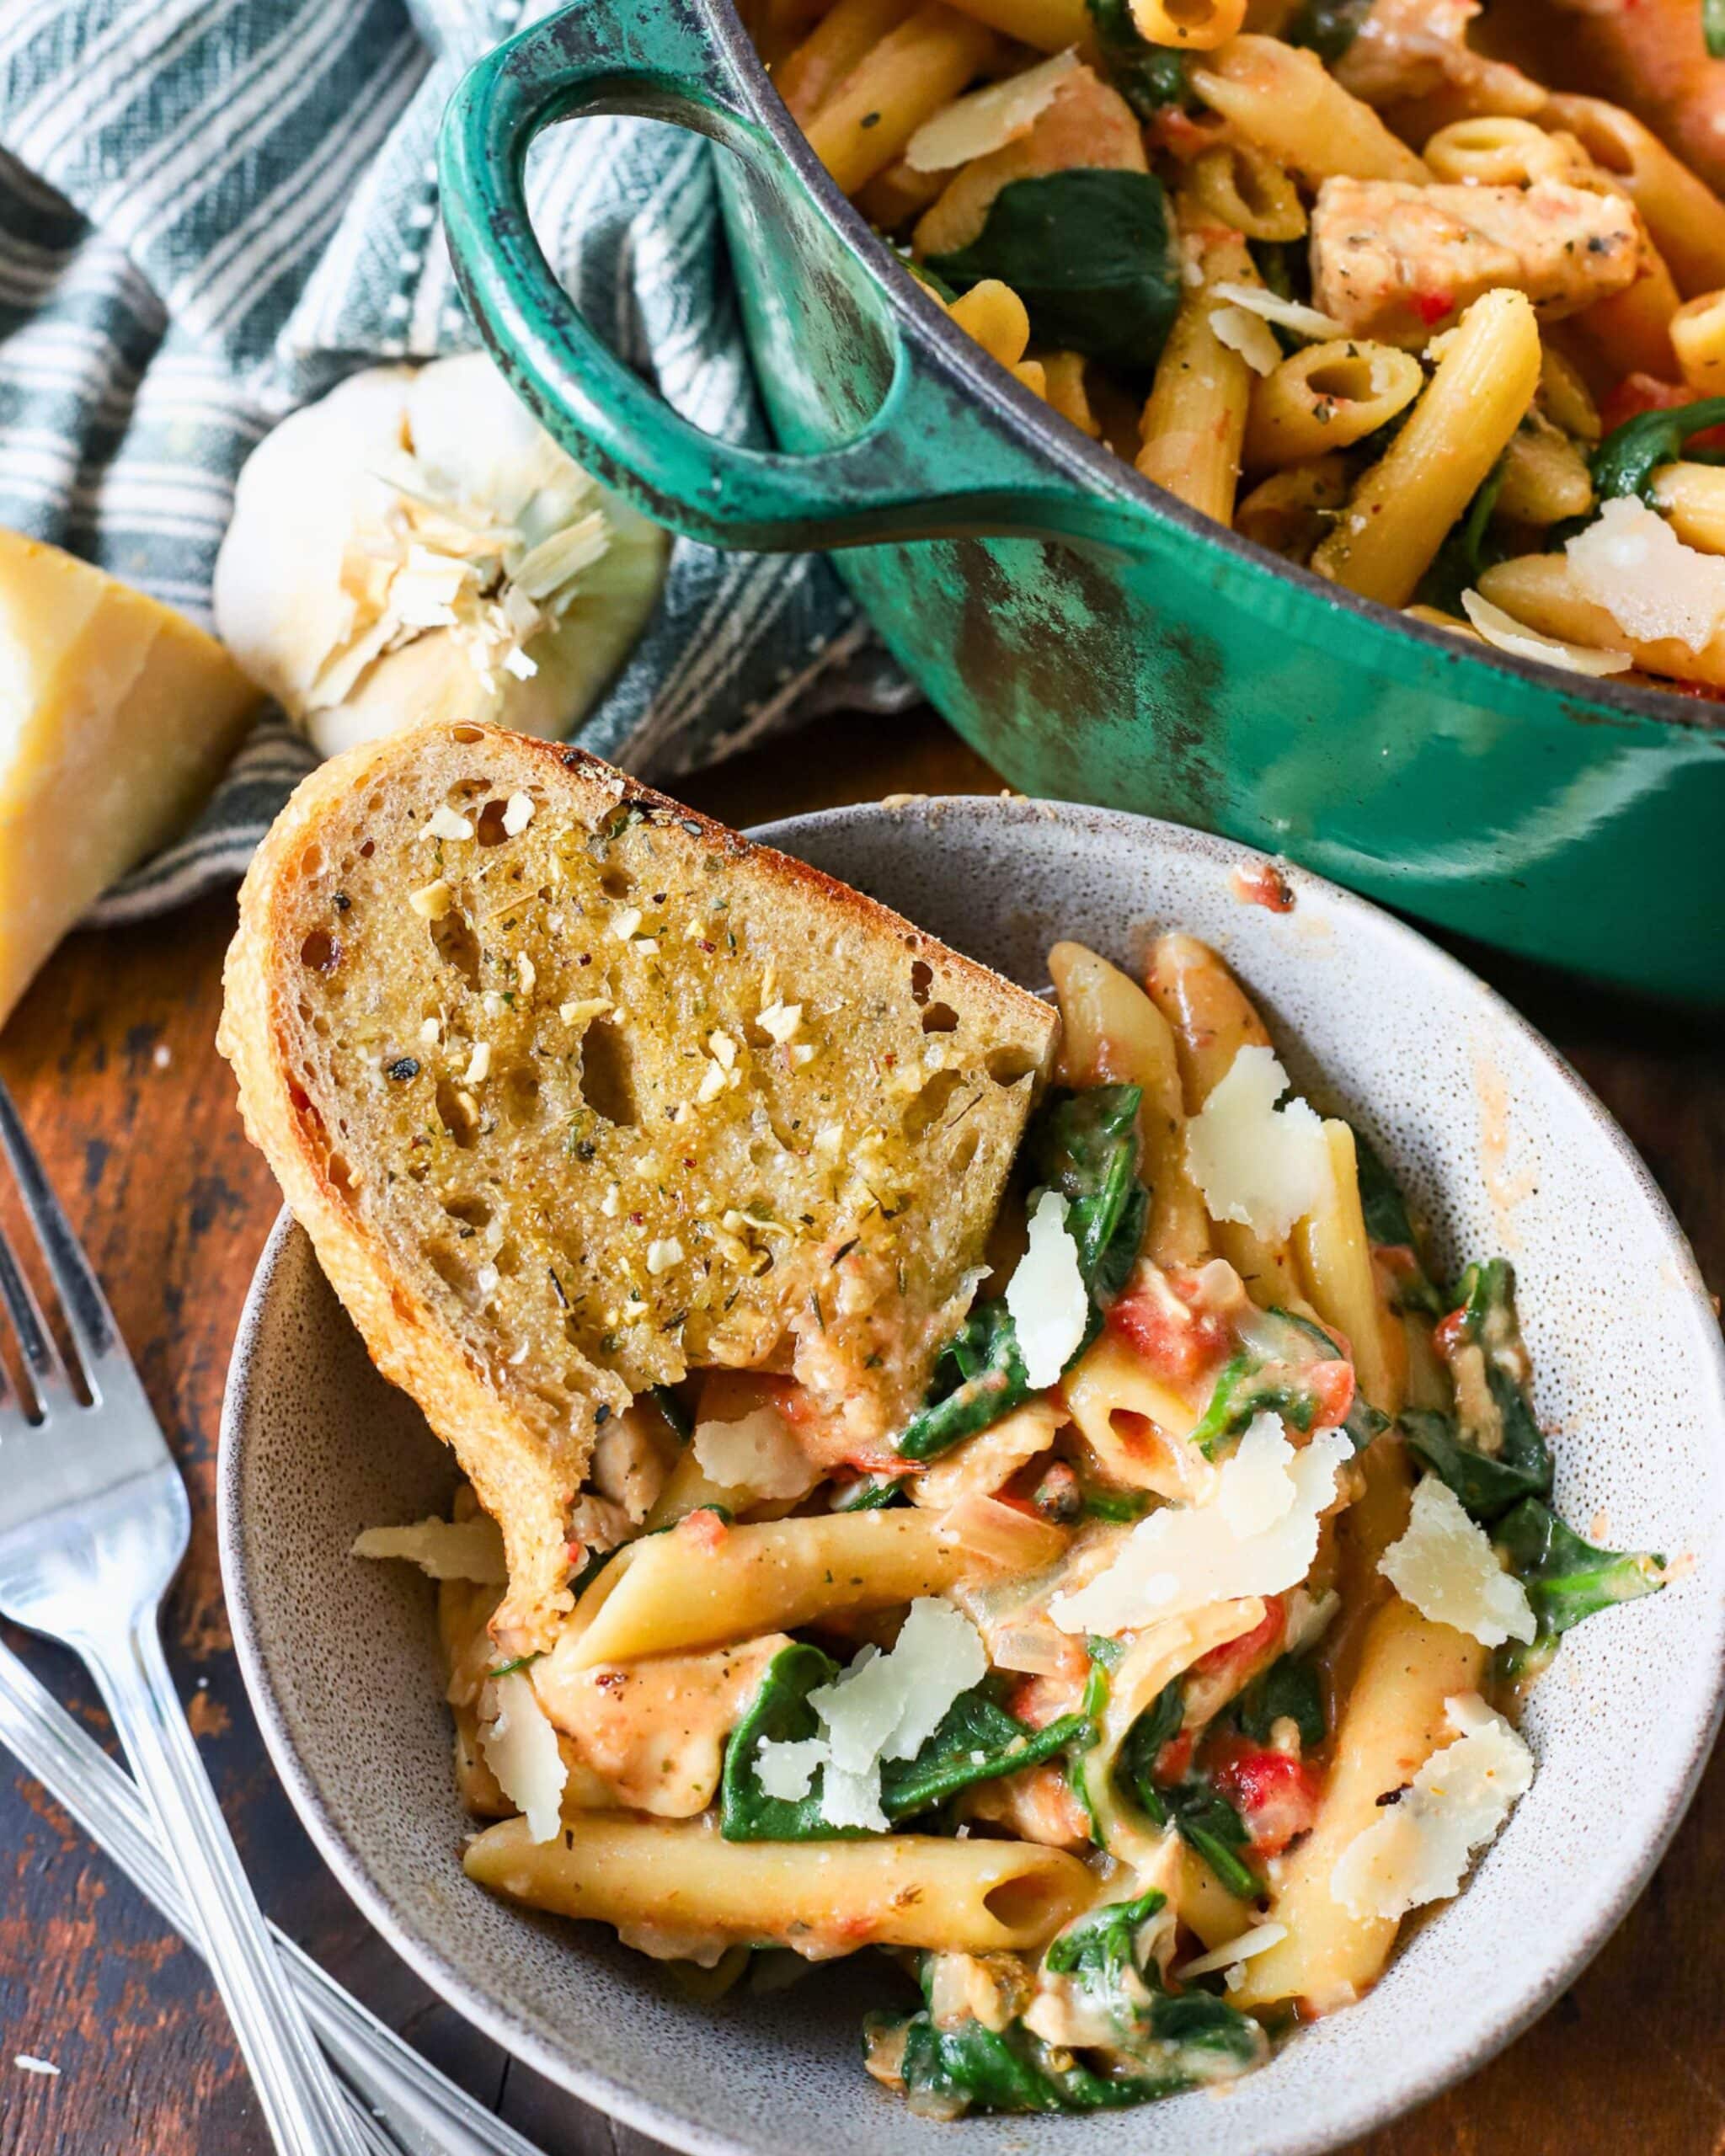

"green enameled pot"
[438, 0, 1725, 1003]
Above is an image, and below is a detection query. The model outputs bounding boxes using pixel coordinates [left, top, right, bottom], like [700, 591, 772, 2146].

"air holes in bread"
[445, 1195, 492, 1232]
[577, 1018, 636, 1127]
[475, 798, 510, 846]
[502, 1067, 542, 1126]
[905, 1069, 964, 1139]
[301, 929, 339, 973]
[986, 1046, 1039, 1085]
[921, 1001, 959, 1034]
[910, 958, 933, 1005]
[600, 867, 633, 900]
[430, 902, 481, 989]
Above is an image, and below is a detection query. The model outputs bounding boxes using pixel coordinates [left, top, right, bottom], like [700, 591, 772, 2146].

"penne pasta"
[935, 0, 1088, 50]
[1477, 554, 1712, 684]
[1136, 210, 1260, 525]
[1651, 460, 1725, 554]
[1049, 938, 1210, 1267]
[1231, 1594, 1485, 2012]
[1243, 339, 1423, 471]
[1312, 288, 1541, 607]
[1128, 0, 1247, 54]
[1419, 115, 1573, 189]
[1669, 290, 1725, 398]
[1062, 1329, 1213, 1502]
[1035, 350, 1101, 436]
[560, 1508, 979, 1668]
[1188, 36, 1429, 187]
[1236, 454, 1351, 561]
[466, 1812, 1097, 1955]
[1185, 141, 1306, 242]
[774, 0, 919, 123]
[1567, 234, 1680, 382]
[1493, 412, 1594, 528]
[1292, 1120, 1402, 1418]
[804, 3, 996, 196]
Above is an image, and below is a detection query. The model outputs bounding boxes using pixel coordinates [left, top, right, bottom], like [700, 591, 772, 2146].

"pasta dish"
[734, 0, 1725, 695]
[362, 926, 1664, 2117]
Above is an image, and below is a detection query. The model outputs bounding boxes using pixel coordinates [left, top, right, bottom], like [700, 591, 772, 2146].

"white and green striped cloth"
[0, 0, 907, 921]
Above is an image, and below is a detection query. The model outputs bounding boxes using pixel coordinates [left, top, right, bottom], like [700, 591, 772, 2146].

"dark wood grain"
[0, 705, 1719, 2156]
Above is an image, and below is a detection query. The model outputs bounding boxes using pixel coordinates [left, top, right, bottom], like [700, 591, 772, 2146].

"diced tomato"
[1192, 1597, 1284, 1689]
[1153, 1727, 1194, 1785]
[1433, 1306, 1471, 1359]
[1597, 371, 1725, 452]
[1005, 1669, 1087, 1728]
[1306, 1358, 1356, 1430]
[1108, 1283, 1231, 1386]
[1206, 1741, 1322, 1857]
[677, 1506, 729, 1554]
[1413, 288, 1455, 328]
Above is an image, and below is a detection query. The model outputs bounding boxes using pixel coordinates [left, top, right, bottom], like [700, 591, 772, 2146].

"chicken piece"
[1334, 0, 1543, 115]
[1310, 176, 1641, 345]
[911, 65, 1146, 260]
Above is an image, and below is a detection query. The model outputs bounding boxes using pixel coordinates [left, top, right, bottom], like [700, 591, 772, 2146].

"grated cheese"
[1185, 1046, 1332, 1241]
[1379, 1476, 1535, 1647]
[1004, 1188, 1088, 1389]
[1567, 494, 1725, 654]
[1330, 1693, 1534, 1922]
[905, 48, 1081, 173]
[502, 790, 535, 835]
[425, 804, 473, 841]
[1210, 304, 1282, 376]
[1173, 1922, 1288, 1981]
[692, 1404, 819, 1501]
[1049, 1414, 1352, 1636]
[1210, 282, 1346, 342]
[480, 1669, 568, 1842]
[756, 1598, 987, 1830]
[1459, 590, 1632, 677]
[350, 1513, 507, 1582]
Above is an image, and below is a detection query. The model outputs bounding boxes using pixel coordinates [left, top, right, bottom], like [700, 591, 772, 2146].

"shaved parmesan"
[1380, 1476, 1535, 1647]
[1006, 1188, 1088, 1388]
[1460, 590, 1632, 677]
[1210, 305, 1281, 376]
[905, 49, 1081, 173]
[1330, 1693, 1534, 1922]
[480, 1670, 568, 1841]
[692, 1405, 819, 1502]
[350, 1513, 506, 1583]
[756, 1598, 987, 1831]
[1173, 1922, 1287, 1981]
[1210, 282, 1346, 342]
[1049, 1415, 1352, 1636]
[1185, 1047, 1332, 1241]
[1567, 495, 1725, 654]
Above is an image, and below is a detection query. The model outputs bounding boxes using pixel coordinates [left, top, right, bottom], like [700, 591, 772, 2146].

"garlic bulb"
[213, 353, 669, 757]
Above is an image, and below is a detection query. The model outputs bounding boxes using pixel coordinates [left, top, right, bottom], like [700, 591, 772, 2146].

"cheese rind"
[0, 530, 259, 1028]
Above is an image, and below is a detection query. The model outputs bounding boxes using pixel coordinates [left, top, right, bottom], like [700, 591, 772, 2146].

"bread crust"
[220, 722, 1056, 1651]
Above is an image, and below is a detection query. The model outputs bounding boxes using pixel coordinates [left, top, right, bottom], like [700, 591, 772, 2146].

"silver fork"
[0, 1081, 365, 2156]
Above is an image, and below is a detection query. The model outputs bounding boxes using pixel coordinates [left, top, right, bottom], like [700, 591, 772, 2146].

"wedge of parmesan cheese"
[0, 530, 259, 1030]
[1049, 1414, 1352, 1636]
[756, 1598, 988, 1830]
[1379, 1477, 1535, 1647]
[350, 1513, 508, 1582]
[1459, 590, 1632, 677]
[692, 1404, 820, 1503]
[1329, 1692, 1534, 1922]
[1210, 283, 1347, 342]
[479, 1669, 568, 1841]
[1210, 306, 1282, 376]
[1567, 495, 1725, 654]
[1185, 1047, 1332, 1242]
[1005, 1188, 1088, 1389]
[905, 49, 1081, 173]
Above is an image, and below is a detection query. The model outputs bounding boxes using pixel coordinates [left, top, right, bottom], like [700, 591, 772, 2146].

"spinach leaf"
[1085, 0, 1191, 119]
[1245, 1307, 1390, 1454]
[1348, 1125, 1445, 1314]
[1187, 1352, 1332, 1460]
[876, 1893, 1266, 2116]
[1404, 1260, 1551, 1524]
[1495, 1498, 1664, 1644]
[1236, 1652, 1325, 1749]
[1114, 1679, 1262, 1903]
[926, 172, 1182, 371]
[1284, 0, 1373, 62]
[1709, 0, 1725, 60]
[720, 1645, 1089, 1839]
[899, 1084, 1145, 1460]
[1592, 395, 1725, 505]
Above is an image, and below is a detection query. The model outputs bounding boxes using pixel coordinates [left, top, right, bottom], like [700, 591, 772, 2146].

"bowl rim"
[687, 0, 1725, 744]
[218, 796, 1725, 2156]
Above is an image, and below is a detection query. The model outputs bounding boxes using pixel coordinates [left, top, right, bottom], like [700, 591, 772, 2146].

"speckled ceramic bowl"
[220, 799, 1725, 2156]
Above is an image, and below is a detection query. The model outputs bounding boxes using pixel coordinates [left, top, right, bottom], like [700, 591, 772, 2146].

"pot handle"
[439, 4, 1129, 552]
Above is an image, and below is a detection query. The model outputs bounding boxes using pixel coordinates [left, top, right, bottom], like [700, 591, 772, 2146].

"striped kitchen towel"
[0, 0, 911, 923]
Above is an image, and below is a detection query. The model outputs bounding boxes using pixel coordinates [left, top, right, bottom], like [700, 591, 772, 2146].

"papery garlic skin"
[213, 353, 669, 756]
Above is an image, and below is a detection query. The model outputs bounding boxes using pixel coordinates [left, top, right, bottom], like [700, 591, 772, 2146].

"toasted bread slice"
[221, 723, 1057, 1650]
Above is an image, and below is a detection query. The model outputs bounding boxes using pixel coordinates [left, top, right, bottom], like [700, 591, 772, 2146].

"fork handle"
[84, 1613, 366, 2156]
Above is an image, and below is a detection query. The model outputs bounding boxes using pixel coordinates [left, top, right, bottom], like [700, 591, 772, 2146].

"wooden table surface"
[2, 707, 1722, 2156]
